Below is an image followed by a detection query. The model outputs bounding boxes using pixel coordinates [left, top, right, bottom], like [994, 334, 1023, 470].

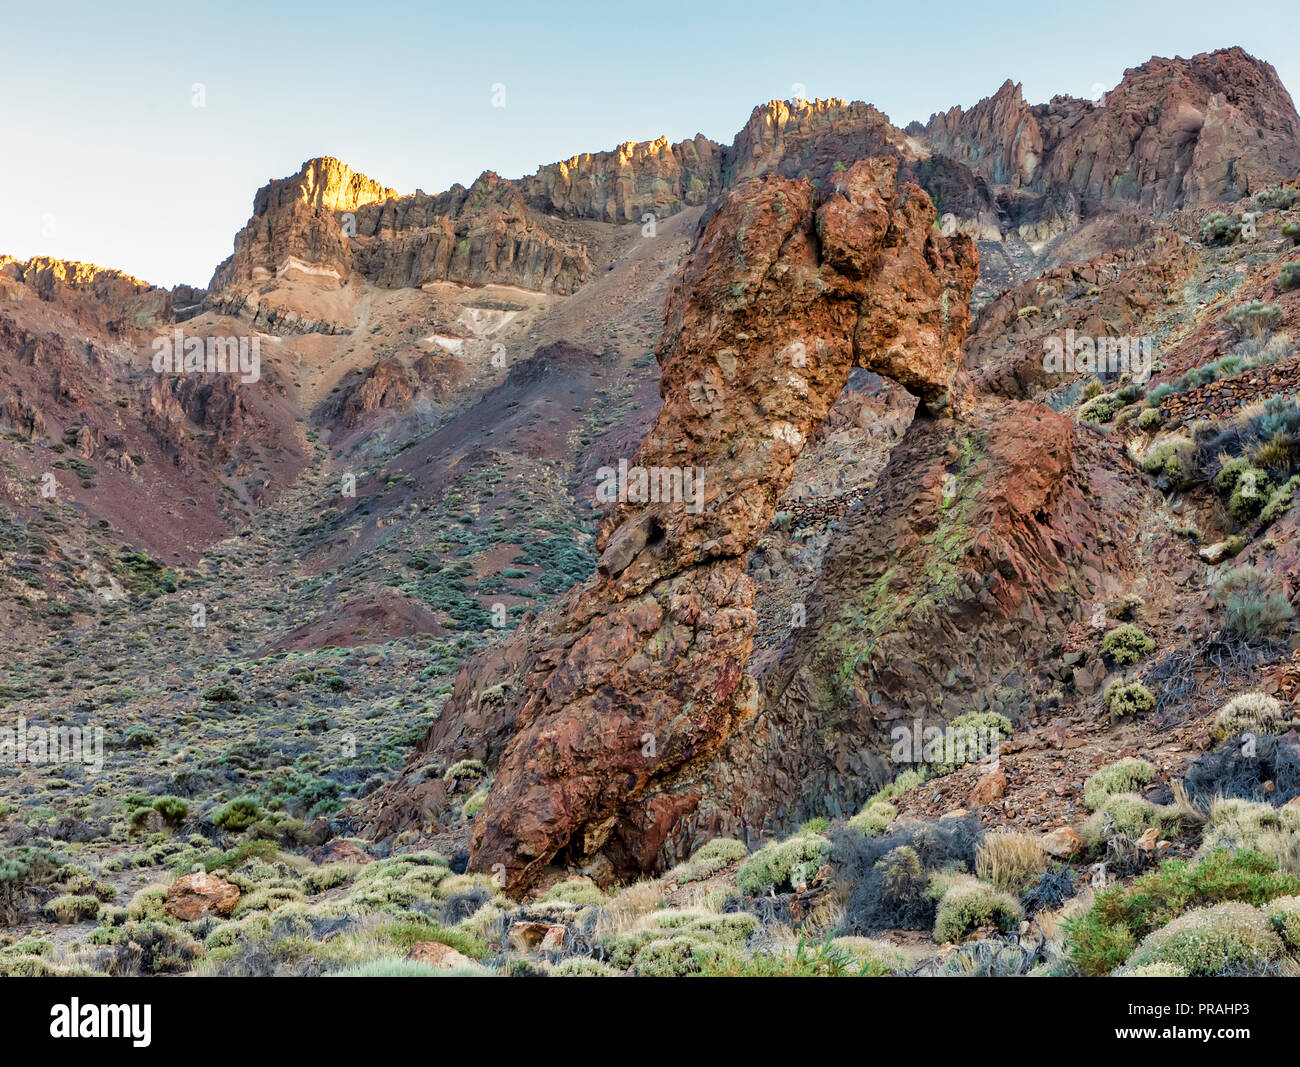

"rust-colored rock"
[408, 942, 479, 970]
[1042, 826, 1084, 859]
[307, 839, 374, 865]
[507, 921, 567, 953]
[967, 767, 1008, 807]
[164, 872, 240, 921]
[918, 48, 1300, 212]
[366, 158, 976, 895]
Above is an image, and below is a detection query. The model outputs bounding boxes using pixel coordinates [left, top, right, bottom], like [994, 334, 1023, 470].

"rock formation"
[520, 134, 724, 222]
[914, 47, 1300, 213]
[209, 158, 396, 293]
[367, 157, 977, 893]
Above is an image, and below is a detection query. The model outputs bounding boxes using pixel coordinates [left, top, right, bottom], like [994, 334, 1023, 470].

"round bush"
[1102, 624, 1156, 666]
[1084, 758, 1156, 809]
[1126, 903, 1284, 976]
[550, 957, 621, 977]
[735, 834, 829, 894]
[1213, 692, 1289, 740]
[1103, 681, 1155, 719]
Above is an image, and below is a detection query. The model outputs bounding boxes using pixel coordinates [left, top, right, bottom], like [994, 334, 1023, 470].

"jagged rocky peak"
[727, 97, 905, 185]
[914, 46, 1300, 213]
[209, 158, 398, 294]
[251, 156, 398, 217]
[916, 79, 1044, 189]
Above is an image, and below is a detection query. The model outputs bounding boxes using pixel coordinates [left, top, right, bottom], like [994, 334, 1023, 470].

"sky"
[1, 0, 1296, 288]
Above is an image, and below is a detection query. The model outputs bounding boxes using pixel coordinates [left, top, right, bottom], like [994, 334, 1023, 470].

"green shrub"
[330, 957, 444, 977]
[124, 726, 158, 748]
[667, 838, 748, 884]
[373, 919, 488, 960]
[1212, 692, 1290, 741]
[735, 834, 830, 894]
[690, 838, 748, 865]
[1215, 564, 1295, 642]
[1136, 407, 1162, 431]
[213, 798, 263, 832]
[1078, 392, 1128, 424]
[1065, 849, 1300, 975]
[443, 759, 486, 784]
[1200, 211, 1242, 245]
[975, 831, 1048, 893]
[541, 879, 605, 908]
[550, 957, 621, 977]
[1279, 262, 1300, 292]
[1228, 467, 1271, 524]
[1224, 301, 1283, 341]
[1103, 681, 1155, 719]
[1264, 895, 1300, 951]
[828, 936, 908, 975]
[1255, 187, 1300, 211]
[1124, 902, 1284, 976]
[1101, 624, 1156, 666]
[1116, 962, 1189, 977]
[1084, 793, 1169, 838]
[153, 796, 189, 826]
[43, 894, 100, 923]
[696, 936, 861, 977]
[870, 769, 927, 803]
[1260, 476, 1300, 523]
[1083, 758, 1155, 809]
[930, 873, 1023, 942]
[1199, 799, 1300, 873]
[847, 800, 897, 836]
[930, 711, 1012, 774]
[1141, 438, 1195, 490]
[631, 936, 726, 977]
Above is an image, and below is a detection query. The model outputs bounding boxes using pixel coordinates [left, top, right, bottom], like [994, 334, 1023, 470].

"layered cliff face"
[209, 158, 397, 293]
[915, 48, 1300, 214]
[350, 174, 594, 294]
[365, 158, 978, 892]
[727, 99, 906, 184]
[520, 134, 725, 222]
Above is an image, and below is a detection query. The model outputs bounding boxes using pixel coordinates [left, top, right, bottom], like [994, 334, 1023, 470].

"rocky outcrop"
[520, 134, 724, 222]
[966, 238, 1191, 399]
[351, 174, 593, 294]
[607, 395, 1126, 868]
[209, 158, 396, 293]
[915, 48, 1300, 214]
[1, 257, 171, 331]
[366, 158, 976, 893]
[164, 872, 239, 921]
[332, 352, 469, 429]
[921, 80, 1045, 189]
[212, 161, 595, 297]
[726, 99, 907, 186]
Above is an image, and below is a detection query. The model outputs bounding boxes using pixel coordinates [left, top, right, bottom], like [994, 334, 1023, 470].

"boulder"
[164, 872, 240, 921]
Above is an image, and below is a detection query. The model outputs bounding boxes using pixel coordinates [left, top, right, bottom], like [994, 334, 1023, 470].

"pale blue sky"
[1, 0, 1295, 287]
